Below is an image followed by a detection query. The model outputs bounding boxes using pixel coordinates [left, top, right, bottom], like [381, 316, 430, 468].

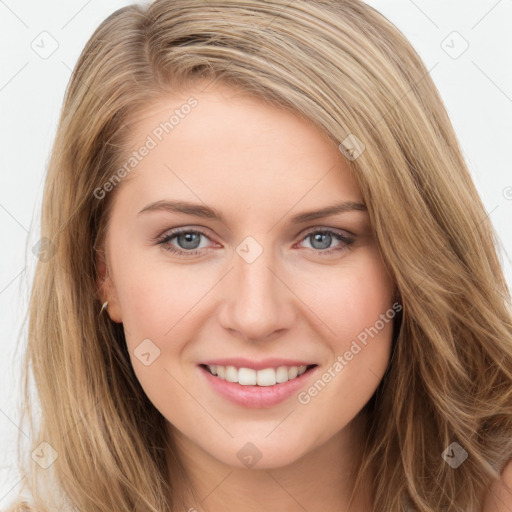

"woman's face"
[99, 81, 397, 469]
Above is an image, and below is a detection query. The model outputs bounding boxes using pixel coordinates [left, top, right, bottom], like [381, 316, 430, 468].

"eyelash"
[155, 227, 355, 257]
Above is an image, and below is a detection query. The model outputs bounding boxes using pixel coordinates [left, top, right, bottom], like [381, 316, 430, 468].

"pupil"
[312, 233, 330, 250]
[179, 232, 200, 249]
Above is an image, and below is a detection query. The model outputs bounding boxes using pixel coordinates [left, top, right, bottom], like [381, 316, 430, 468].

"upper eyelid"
[158, 225, 353, 239]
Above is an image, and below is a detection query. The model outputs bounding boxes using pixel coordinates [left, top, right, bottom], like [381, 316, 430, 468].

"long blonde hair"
[6, 0, 512, 510]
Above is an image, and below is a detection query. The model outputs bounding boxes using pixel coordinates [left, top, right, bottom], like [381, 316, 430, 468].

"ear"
[96, 248, 123, 323]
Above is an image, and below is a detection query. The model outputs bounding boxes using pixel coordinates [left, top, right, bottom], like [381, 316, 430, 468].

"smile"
[198, 362, 319, 408]
[202, 364, 316, 386]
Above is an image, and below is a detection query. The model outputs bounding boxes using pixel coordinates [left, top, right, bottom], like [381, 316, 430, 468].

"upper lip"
[199, 358, 317, 371]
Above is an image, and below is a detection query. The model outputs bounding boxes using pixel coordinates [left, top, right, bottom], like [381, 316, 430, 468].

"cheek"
[296, 253, 395, 423]
[112, 247, 209, 343]
[307, 248, 394, 343]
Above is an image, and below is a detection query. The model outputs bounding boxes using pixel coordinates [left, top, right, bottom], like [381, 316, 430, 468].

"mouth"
[199, 363, 318, 386]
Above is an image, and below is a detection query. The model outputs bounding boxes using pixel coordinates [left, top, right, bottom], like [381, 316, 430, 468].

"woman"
[6, 0, 512, 511]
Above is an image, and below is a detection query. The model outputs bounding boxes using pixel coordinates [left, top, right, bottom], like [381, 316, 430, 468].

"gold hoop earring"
[100, 300, 108, 315]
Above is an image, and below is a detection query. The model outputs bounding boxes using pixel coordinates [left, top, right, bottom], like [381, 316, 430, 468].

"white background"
[1, 0, 511, 505]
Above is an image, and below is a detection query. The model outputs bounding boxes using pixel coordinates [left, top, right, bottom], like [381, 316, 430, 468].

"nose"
[218, 241, 297, 342]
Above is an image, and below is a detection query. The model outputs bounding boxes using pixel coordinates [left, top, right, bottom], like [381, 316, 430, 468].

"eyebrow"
[138, 199, 367, 224]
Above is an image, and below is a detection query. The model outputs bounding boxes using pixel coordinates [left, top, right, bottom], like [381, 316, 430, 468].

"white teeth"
[257, 368, 276, 386]
[288, 366, 298, 379]
[276, 366, 289, 383]
[238, 367, 257, 385]
[205, 364, 312, 386]
[225, 366, 238, 383]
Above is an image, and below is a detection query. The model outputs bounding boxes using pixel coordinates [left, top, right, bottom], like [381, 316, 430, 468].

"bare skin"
[98, 80, 397, 511]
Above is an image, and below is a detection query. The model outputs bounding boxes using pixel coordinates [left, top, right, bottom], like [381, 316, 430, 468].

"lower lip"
[198, 365, 318, 408]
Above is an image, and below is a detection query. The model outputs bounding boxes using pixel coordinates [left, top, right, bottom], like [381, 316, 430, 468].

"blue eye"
[156, 227, 355, 257]
[157, 228, 209, 256]
[299, 229, 355, 254]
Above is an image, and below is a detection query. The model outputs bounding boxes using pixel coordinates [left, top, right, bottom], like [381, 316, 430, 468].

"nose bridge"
[219, 235, 294, 340]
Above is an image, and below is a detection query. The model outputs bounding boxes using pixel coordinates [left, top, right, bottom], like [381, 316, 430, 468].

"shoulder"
[481, 458, 512, 512]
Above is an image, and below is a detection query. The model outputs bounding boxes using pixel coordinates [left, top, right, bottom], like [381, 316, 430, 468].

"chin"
[207, 435, 312, 471]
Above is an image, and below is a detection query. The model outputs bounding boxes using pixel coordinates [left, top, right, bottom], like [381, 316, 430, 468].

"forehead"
[128, 82, 331, 152]
[111, 82, 363, 215]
